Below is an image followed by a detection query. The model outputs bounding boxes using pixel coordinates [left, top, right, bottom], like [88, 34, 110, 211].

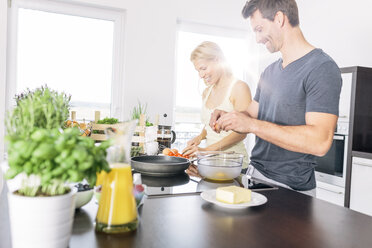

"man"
[210, 0, 342, 196]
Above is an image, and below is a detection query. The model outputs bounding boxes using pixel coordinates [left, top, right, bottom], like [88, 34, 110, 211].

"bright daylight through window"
[174, 30, 259, 151]
[15, 8, 114, 121]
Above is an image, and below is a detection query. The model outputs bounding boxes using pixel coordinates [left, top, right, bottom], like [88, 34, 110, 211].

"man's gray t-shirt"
[251, 48, 342, 191]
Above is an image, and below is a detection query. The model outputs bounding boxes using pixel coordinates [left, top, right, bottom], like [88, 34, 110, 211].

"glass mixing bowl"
[196, 152, 244, 181]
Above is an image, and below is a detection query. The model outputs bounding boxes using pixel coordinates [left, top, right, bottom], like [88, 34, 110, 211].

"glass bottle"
[95, 120, 138, 234]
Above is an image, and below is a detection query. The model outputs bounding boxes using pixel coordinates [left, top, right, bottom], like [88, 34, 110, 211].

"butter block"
[216, 186, 251, 204]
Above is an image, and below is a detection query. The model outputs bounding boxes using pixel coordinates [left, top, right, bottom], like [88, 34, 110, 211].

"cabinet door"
[316, 181, 345, 206]
[350, 157, 372, 216]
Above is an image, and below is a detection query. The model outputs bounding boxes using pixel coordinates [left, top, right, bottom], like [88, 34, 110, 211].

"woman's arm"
[182, 128, 207, 155]
[184, 80, 252, 155]
[187, 128, 207, 147]
[205, 80, 251, 151]
[204, 132, 247, 151]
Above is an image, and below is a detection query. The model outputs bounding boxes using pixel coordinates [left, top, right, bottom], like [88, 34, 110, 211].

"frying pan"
[141, 173, 190, 187]
[131, 155, 190, 176]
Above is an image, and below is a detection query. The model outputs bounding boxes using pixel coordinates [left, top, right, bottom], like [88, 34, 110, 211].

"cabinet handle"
[353, 162, 372, 168]
[333, 135, 345, 140]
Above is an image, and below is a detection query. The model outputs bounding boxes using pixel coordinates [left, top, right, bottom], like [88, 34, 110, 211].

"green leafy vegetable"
[97, 117, 119, 124]
[6, 86, 70, 138]
[131, 100, 153, 126]
[5, 86, 111, 197]
[131, 146, 143, 157]
[6, 127, 111, 196]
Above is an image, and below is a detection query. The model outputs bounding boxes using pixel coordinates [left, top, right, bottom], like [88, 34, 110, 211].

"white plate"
[200, 189, 267, 209]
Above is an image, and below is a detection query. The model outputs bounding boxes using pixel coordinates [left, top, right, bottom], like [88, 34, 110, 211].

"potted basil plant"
[4, 86, 111, 248]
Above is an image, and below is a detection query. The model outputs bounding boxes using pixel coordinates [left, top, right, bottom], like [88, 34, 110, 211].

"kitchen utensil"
[196, 152, 244, 181]
[131, 155, 190, 176]
[190, 151, 235, 163]
[141, 173, 190, 187]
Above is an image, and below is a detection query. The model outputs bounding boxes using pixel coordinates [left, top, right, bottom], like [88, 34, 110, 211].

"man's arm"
[215, 111, 337, 157]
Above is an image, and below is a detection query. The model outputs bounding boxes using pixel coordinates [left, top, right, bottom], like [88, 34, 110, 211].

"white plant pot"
[7, 188, 77, 248]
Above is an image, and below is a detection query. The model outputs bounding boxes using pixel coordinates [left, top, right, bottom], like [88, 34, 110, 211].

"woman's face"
[193, 59, 222, 86]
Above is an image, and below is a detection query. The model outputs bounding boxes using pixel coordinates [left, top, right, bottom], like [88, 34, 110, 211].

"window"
[174, 22, 259, 151]
[7, 0, 125, 121]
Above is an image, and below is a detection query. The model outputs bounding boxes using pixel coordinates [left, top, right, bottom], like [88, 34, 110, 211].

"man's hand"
[215, 111, 255, 134]
[209, 109, 228, 133]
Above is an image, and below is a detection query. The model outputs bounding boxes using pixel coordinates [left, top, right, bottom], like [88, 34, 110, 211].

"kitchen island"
[1, 182, 372, 248]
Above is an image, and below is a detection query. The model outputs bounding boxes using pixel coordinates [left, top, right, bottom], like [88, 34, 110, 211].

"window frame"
[6, 0, 126, 120]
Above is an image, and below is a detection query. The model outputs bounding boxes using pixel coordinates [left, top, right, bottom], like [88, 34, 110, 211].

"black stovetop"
[136, 173, 278, 197]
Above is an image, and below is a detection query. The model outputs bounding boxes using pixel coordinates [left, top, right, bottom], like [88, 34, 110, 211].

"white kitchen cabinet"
[350, 157, 372, 216]
[316, 181, 345, 206]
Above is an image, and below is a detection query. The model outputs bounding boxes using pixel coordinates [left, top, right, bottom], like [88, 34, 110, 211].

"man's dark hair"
[242, 0, 299, 27]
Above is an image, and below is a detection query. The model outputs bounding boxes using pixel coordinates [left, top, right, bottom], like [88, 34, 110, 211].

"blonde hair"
[190, 41, 232, 76]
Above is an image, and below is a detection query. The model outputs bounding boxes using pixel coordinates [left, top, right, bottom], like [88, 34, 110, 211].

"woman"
[182, 41, 252, 176]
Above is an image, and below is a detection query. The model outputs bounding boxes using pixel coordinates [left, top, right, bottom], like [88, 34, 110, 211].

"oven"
[314, 71, 352, 188]
[314, 121, 349, 188]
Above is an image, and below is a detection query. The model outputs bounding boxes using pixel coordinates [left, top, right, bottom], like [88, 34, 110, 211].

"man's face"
[250, 10, 282, 53]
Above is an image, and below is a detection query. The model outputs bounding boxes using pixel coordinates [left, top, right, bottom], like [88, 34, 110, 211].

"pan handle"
[189, 157, 198, 163]
[171, 131, 176, 144]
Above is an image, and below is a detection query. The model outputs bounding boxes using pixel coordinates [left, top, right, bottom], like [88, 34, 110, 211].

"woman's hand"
[182, 145, 206, 157]
[187, 135, 202, 147]
[183, 135, 204, 157]
[186, 164, 201, 178]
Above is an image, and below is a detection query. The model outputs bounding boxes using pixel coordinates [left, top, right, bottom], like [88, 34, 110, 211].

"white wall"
[256, 0, 372, 71]
[298, 0, 372, 68]
[1, 0, 372, 158]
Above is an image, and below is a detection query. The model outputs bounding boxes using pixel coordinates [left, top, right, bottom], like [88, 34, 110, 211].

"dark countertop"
[2, 183, 372, 248]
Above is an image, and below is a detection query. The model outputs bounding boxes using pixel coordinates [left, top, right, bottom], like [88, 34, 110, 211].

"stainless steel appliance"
[314, 71, 353, 188]
[315, 121, 348, 187]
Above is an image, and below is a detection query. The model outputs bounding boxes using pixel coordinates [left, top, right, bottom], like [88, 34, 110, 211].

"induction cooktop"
[136, 172, 278, 197]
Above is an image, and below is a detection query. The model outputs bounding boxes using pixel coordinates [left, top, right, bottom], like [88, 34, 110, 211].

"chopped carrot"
[171, 148, 179, 154]
[162, 148, 190, 159]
